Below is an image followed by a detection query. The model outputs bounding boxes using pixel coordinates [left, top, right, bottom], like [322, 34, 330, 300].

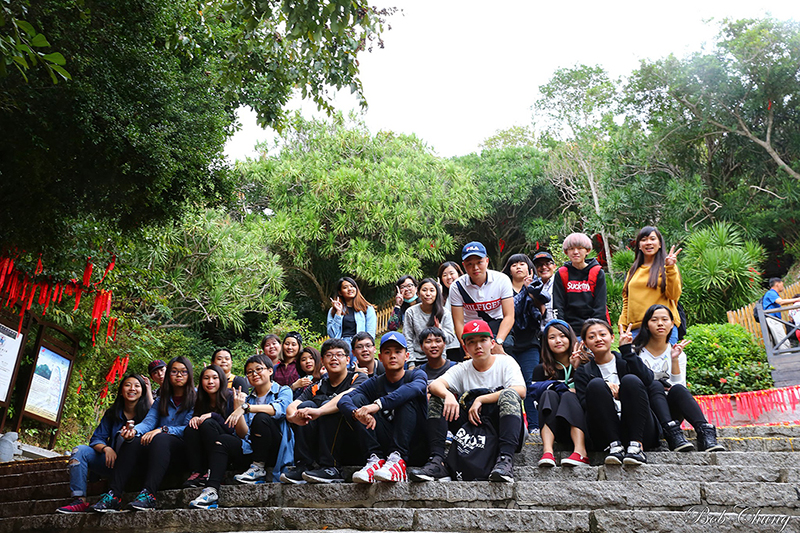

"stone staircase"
[1, 425, 799, 532]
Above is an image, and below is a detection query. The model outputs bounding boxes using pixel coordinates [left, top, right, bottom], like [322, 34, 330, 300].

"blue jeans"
[68, 444, 112, 497]
[512, 346, 540, 430]
[631, 325, 678, 345]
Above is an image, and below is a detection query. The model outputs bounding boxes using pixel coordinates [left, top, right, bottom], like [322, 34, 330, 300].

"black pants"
[346, 392, 427, 465]
[292, 400, 369, 468]
[249, 412, 281, 468]
[427, 389, 524, 460]
[647, 382, 708, 428]
[110, 433, 186, 496]
[584, 375, 660, 450]
[184, 418, 250, 490]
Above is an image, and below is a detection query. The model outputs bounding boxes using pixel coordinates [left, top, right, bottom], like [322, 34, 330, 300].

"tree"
[0, 0, 392, 259]
[629, 18, 800, 181]
[454, 146, 563, 266]
[624, 17, 800, 252]
[534, 65, 619, 272]
[0, 1, 69, 84]
[117, 208, 287, 333]
[236, 113, 481, 310]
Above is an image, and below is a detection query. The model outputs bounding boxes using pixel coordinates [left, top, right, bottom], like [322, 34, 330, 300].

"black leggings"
[647, 382, 708, 428]
[110, 433, 186, 495]
[584, 375, 660, 450]
[249, 412, 281, 467]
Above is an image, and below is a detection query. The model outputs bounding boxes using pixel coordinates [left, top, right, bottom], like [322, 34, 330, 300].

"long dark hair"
[418, 278, 444, 327]
[104, 374, 150, 425]
[624, 226, 668, 298]
[335, 277, 374, 314]
[540, 321, 577, 379]
[501, 253, 535, 281]
[159, 356, 196, 417]
[298, 347, 321, 379]
[437, 261, 463, 299]
[632, 304, 674, 354]
[194, 364, 230, 417]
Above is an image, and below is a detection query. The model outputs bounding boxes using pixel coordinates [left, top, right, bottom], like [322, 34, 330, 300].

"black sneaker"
[488, 454, 514, 482]
[663, 420, 693, 452]
[408, 456, 451, 482]
[127, 489, 156, 511]
[280, 468, 307, 484]
[183, 471, 205, 488]
[302, 466, 344, 484]
[604, 441, 625, 465]
[696, 423, 725, 452]
[90, 491, 123, 513]
[623, 442, 647, 465]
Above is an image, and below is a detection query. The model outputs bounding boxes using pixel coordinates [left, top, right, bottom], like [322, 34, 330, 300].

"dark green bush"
[684, 323, 773, 395]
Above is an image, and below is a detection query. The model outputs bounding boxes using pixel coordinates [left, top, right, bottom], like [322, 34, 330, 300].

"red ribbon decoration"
[498, 239, 506, 253]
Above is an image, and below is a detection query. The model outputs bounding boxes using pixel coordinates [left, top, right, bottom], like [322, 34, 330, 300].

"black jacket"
[552, 258, 608, 335]
[574, 344, 654, 410]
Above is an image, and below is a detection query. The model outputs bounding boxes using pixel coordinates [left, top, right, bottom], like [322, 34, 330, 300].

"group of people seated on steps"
[56, 226, 725, 515]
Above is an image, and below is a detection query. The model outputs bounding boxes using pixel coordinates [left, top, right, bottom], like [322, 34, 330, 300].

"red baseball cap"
[462, 320, 493, 338]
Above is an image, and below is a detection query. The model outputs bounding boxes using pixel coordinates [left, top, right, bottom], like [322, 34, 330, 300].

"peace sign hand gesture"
[619, 323, 634, 346]
[394, 286, 403, 307]
[665, 245, 682, 267]
[671, 339, 691, 360]
[330, 297, 344, 316]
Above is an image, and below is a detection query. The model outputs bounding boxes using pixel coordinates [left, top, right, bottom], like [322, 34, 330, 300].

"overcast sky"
[225, 1, 797, 161]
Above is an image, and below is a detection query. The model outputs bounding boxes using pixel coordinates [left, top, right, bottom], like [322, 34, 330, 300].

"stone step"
[0, 482, 70, 504]
[0, 457, 67, 477]
[0, 468, 69, 490]
[1, 506, 798, 533]
[148, 480, 800, 513]
[514, 464, 797, 483]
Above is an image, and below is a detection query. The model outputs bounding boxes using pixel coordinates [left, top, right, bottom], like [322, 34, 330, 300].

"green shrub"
[684, 323, 773, 395]
[610, 248, 635, 276]
[606, 274, 625, 327]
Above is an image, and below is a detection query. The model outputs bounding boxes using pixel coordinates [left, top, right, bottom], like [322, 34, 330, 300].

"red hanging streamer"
[101, 255, 116, 283]
[82, 257, 93, 288]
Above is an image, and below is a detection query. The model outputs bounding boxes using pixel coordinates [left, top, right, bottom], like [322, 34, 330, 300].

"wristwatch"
[496, 337, 505, 346]
[161, 426, 169, 434]
[242, 403, 251, 413]
[373, 399, 383, 410]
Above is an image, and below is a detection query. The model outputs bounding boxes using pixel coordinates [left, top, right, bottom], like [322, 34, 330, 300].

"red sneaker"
[373, 451, 407, 482]
[538, 452, 556, 467]
[56, 499, 90, 514]
[561, 452, 590, 467]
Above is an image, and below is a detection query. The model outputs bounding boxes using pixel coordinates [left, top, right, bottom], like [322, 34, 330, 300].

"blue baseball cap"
[380, 332, 408, 349]
[461, 241, 488, 261]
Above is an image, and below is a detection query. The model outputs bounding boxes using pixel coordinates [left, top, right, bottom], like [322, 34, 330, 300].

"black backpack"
[753, 295, 765, 323]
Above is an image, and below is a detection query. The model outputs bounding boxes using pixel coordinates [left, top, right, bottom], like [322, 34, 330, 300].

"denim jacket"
[242, 381, 294, 482]
[88, 408, 127, 448]
[326, 306, 377, 339]
[133, 396, 193, 438]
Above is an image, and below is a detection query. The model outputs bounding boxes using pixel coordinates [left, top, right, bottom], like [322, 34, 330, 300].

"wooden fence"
[727, 280, 800, 345]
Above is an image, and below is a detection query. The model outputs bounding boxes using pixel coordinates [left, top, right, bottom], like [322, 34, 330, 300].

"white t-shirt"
[448, 270, 514, 321]
[639, 345, 686, 388]
[441, 354, 524, 395]
[597, 359, 621, 414]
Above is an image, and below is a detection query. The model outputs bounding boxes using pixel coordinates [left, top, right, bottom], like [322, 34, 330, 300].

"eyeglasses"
[399, 283, 415, 290]
[170, 369, 189, 376]
[245, 366, 267, 377]
[323, 352, 349, 359]
[354, 343, 373, 350]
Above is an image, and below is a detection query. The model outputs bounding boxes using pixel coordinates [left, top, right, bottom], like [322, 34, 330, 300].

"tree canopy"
[236, 114, 480, 309]
[0, 0, 391, 261]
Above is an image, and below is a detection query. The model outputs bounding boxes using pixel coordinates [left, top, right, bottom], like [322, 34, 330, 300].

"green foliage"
[118, 208, 288, 333]
[0, 0, 392, 263]
[606, 274, 624, 326]
[454, 146, 561, 266]
[236, 113, 480, 309]
[480, 126, 537, 151]
[684, 323, 773, 395]
[0, 0, 69, 83]
[680, 222, 765, 324]
[610, 248, 635, 276]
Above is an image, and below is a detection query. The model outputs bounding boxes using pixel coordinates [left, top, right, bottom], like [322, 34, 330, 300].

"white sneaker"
[189, 487, 218, 509]
[352, 454, 385, 484]
[373, 451, 407, 482]
[234, 462, 267, 484]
